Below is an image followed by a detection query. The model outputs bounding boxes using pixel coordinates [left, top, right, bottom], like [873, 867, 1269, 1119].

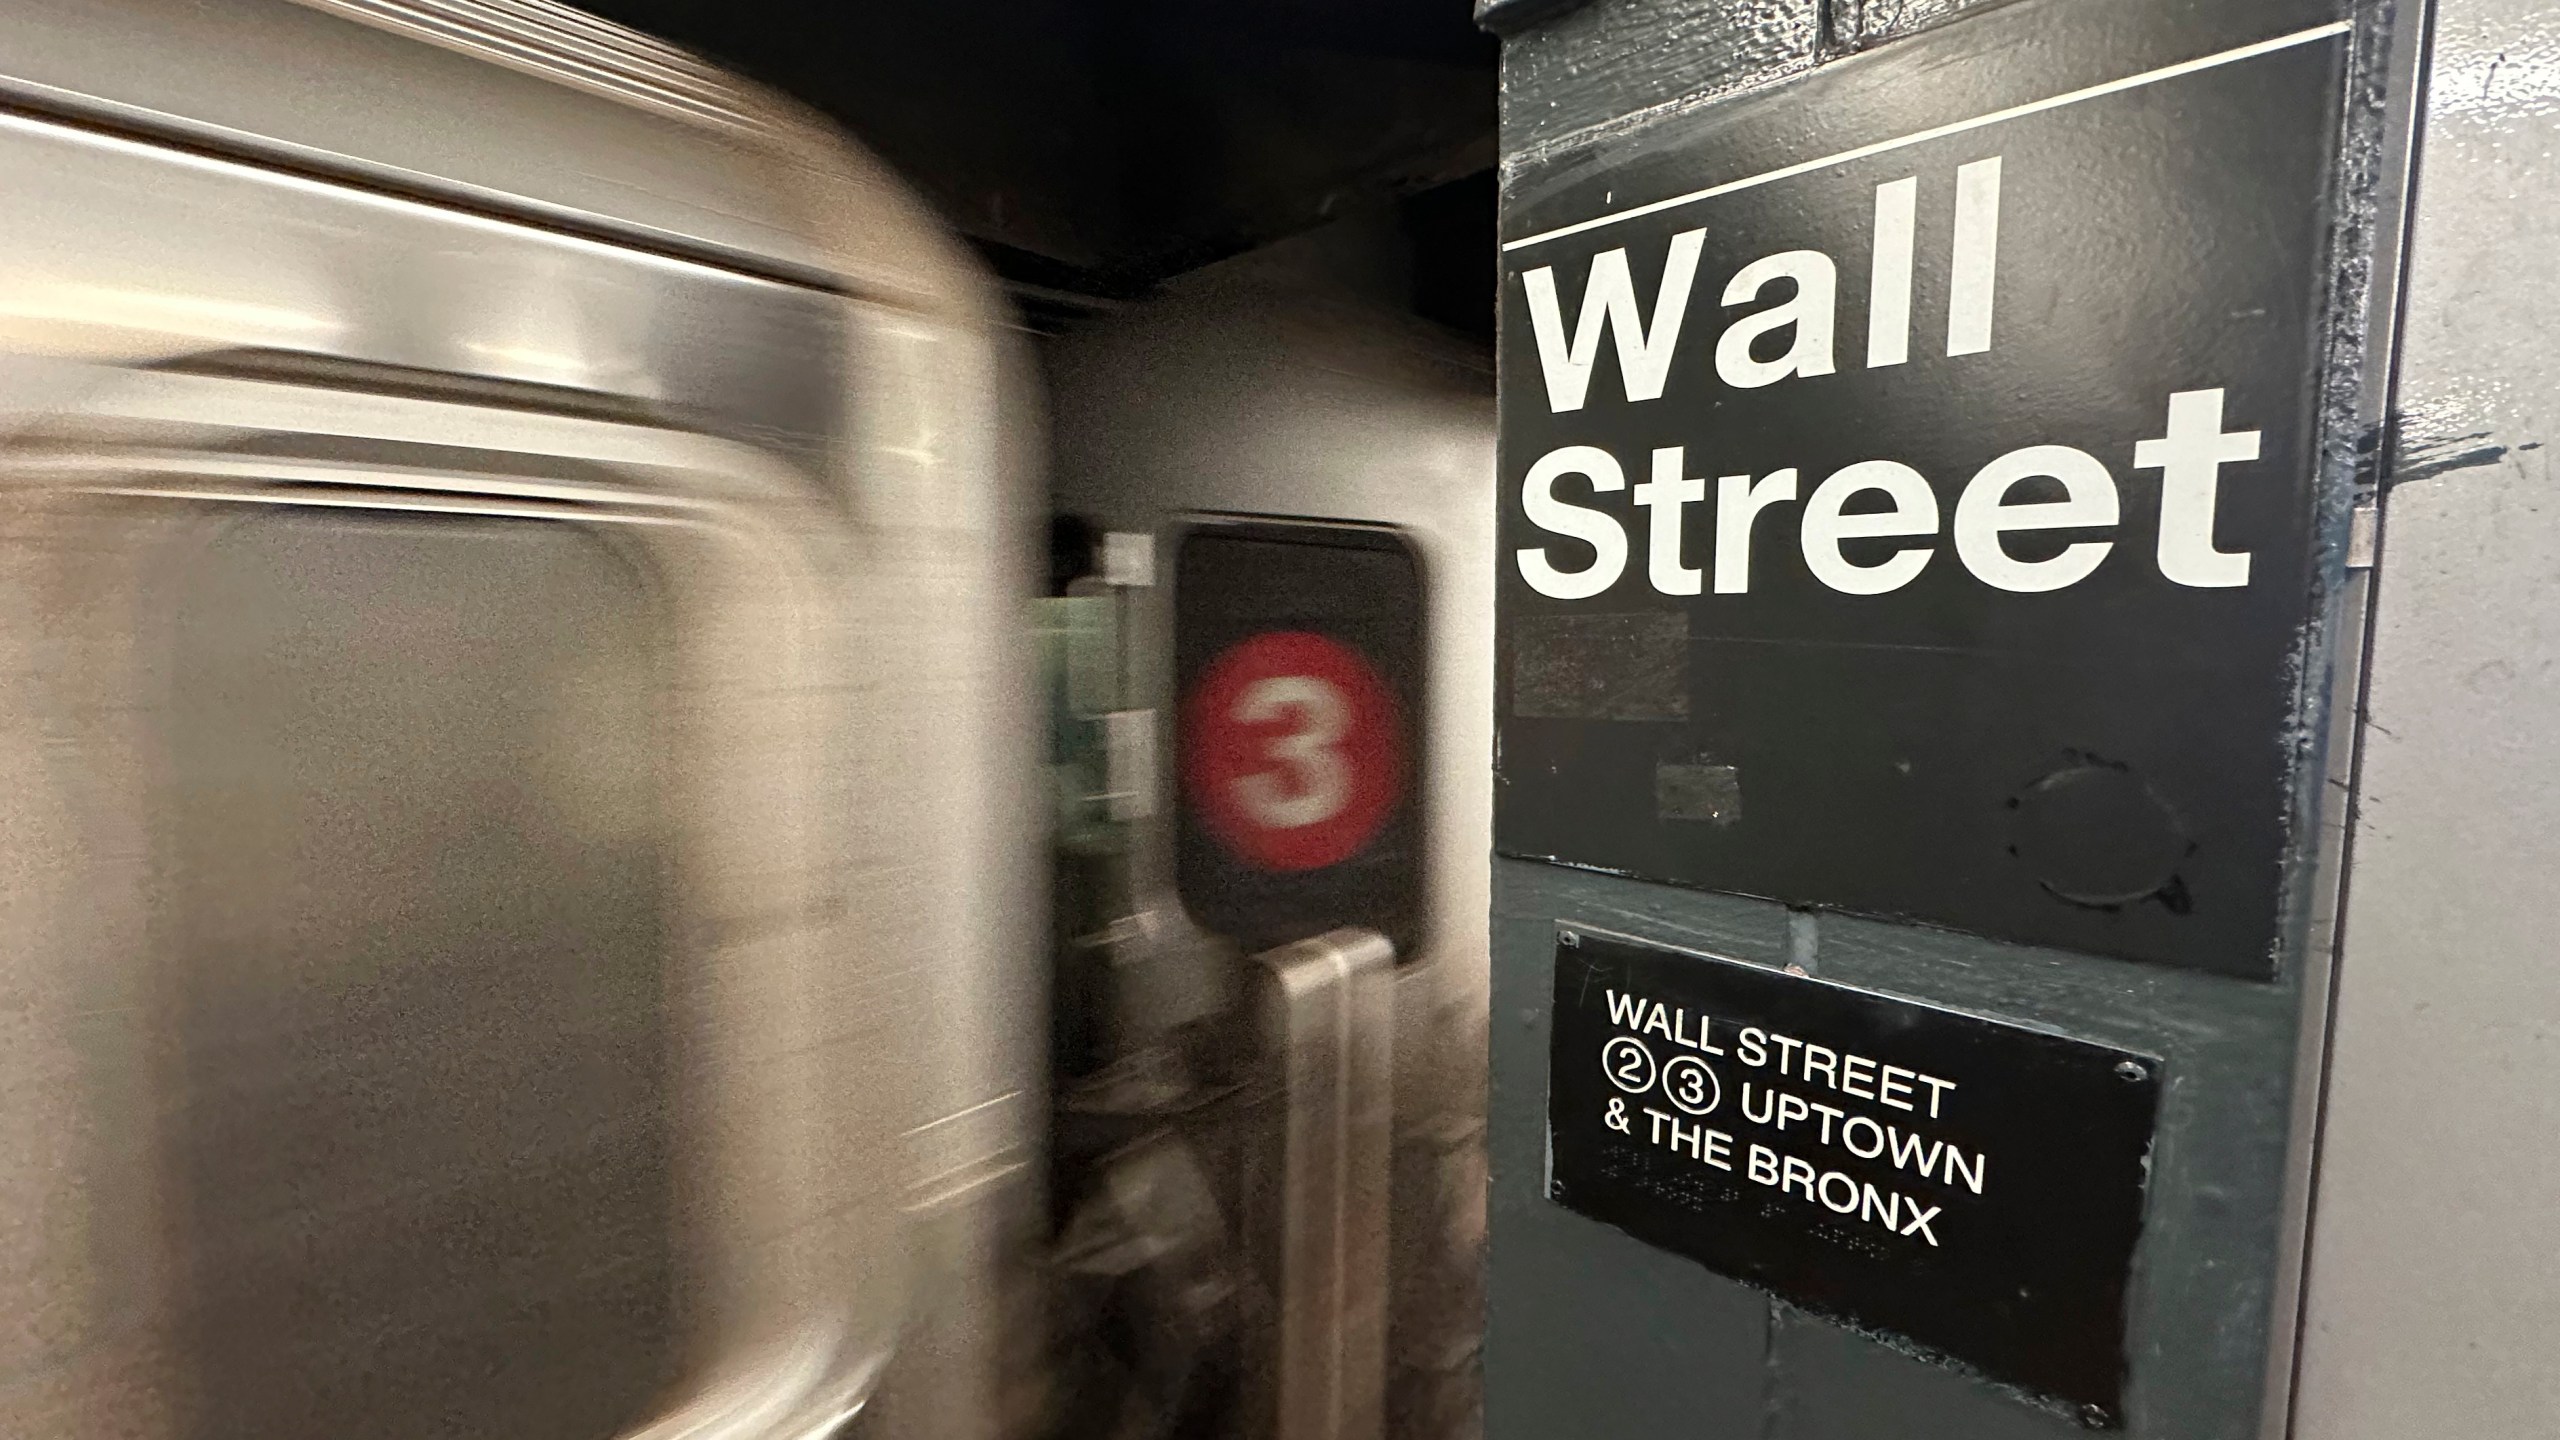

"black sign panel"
[1174, 518, 1424, 956]
[1495, 1, 2363, 977]
[1548, 931, 2162, 1421]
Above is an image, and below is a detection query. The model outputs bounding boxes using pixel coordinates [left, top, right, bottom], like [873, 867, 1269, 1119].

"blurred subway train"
[0, 3, 1492, 1439]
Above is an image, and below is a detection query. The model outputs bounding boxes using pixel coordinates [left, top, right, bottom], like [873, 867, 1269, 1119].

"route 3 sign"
[1184, 629, 1404, 874]
[1175, 518, 1425, 956]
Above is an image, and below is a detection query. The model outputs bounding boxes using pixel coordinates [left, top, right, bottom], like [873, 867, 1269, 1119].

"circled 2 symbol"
[1602, 1036, 1657, 1096]
[1662, 1055, 1721, 1116]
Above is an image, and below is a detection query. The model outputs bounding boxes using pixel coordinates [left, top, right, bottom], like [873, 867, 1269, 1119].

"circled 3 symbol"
[1661, 1055, 1721, 1116]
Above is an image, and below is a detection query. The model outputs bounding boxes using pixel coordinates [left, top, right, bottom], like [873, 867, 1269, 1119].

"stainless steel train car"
[0, 1, 1035, 1436]
[1041, 220, 1495, 1440]
[0, 2, 1507, 1439]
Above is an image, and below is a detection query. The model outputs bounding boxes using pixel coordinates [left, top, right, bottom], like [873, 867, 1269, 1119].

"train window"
[161, 511, 677, 1440]
[1174, 518, 1425, 957]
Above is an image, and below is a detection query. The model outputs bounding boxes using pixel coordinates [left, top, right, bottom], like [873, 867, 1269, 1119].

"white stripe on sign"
[1499, 20, 2354, 255]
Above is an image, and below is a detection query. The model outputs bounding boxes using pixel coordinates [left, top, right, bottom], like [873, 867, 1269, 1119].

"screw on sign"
[1181, 630, 1405, 873]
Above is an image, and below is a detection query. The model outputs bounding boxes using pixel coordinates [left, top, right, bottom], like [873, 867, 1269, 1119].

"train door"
[0, 359, 901, 1438]
[1038, 222, 1496, 1440]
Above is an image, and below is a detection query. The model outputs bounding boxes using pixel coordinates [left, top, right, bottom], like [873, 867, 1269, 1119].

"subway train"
[0, 3, 1489, 1440]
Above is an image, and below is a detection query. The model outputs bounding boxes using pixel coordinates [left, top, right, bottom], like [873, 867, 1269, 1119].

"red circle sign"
[1182, 630, 1404, 873]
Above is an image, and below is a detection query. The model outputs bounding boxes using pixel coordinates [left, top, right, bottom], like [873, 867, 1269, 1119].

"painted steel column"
[1483, 4, 2422, 1438]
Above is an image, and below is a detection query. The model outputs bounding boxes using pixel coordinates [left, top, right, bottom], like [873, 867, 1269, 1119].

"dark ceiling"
[582, 0, 1499, 310]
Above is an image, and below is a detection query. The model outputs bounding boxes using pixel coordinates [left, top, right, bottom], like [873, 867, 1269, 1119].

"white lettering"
[1770, 1033, 1803, 1076]
[1687, 1012, 1725, 1056]
[1946, 156, 2002, 357]
[1748, 1141, 1780, 1187]
[1741, 1140, 1942, 1244]
[1810, 1100, 1844, 1145]
[1637, 447, 1706, 596]
[1801, 1043, 1839, 1088]
[2136, 387, 2261, 588]
[1741, 1081, 1775, 1126]
[1671, 1006, 1721, 1054]
[1517, 445, 1628, 599]
[1802, 460, 1938, 594]
[1953, 444, 2119, 592]
[1605, 989, 1645, 1029]
[1523, 230, 1708, 412]
[1888, 1126, 1943, 1179]
[1878, 1065, 1917, 1112]
[1717, 250, 1839, 389]
[1728, 1032, 1951, 1115]
[1868, 175, 1917, 369]
[1781, 1153, 1819, 1201]
[1629, 1116, 1741, 1174]
[1942, 1145, 1988, 1196]
[1713, 469, 1800, 594]
[1233, 676, 1353, 830]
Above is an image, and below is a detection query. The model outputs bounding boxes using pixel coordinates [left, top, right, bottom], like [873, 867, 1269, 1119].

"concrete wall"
[2293, 0, 2560, 1430]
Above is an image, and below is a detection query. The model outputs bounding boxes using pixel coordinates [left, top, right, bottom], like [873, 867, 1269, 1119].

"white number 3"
[1233, 675, 1351, 830]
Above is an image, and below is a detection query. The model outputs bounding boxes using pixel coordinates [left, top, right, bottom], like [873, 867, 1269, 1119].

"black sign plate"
[1548, 931, 2162, 1420]
[1495, 1, 2363, 977]
[1174, 518, 1425, 956]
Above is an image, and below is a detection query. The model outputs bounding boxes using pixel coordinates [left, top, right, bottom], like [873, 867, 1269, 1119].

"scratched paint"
[1833, 0, 2007, 50]
[1498, 0, 1823, 162]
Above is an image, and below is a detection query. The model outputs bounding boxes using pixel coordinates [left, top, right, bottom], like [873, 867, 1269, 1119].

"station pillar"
[1478, 2, 2436, 1435]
